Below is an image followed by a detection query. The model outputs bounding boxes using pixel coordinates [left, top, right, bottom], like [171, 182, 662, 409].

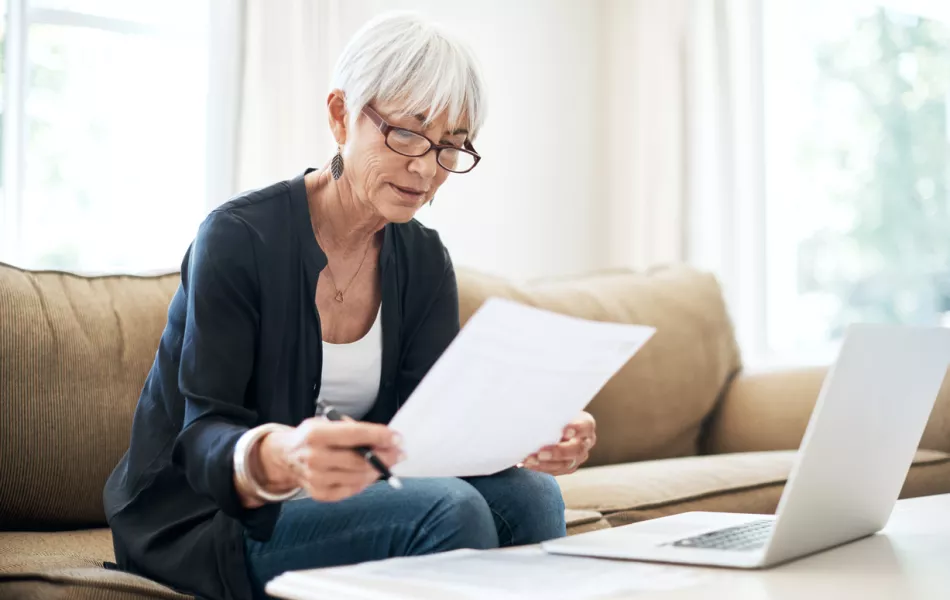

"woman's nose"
[408, 150, 439, 179]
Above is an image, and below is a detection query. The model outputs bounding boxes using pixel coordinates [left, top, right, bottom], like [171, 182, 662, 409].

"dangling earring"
[331, 145, 344, 180]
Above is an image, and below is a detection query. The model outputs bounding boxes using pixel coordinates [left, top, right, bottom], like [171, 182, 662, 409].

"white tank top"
[315, 304, 383, 420]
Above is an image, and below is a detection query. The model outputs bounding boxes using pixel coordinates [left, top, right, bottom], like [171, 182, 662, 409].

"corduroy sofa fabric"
[0, 529, 189, 600]
[0, 570, 190, 600]
[0, 263, 180, 528]
[706, 366, 950, 455]
[556, 449, 950, 527]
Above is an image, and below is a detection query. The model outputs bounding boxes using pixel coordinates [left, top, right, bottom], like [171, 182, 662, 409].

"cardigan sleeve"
[171, 209, 280, 539]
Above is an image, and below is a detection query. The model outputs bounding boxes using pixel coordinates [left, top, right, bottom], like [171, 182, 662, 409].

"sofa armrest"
[702, 367, 828, 454]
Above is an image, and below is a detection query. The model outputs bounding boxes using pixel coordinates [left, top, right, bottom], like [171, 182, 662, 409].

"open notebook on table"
[265, 547, 715, 600]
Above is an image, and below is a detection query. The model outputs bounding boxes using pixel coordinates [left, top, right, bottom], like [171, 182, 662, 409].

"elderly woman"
[104, 11, 597, 600]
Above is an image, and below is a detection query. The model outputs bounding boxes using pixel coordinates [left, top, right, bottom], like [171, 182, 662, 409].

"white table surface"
[268, 494, 950, 600]
[628, 493, 950, 600]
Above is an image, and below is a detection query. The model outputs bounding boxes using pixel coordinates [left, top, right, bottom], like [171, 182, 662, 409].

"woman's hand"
[522, 411, 596, 476]
[252, 418, 404, 504]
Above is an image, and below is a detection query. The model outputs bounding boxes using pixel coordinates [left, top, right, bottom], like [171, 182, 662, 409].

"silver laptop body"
[542, 324, 950, 568]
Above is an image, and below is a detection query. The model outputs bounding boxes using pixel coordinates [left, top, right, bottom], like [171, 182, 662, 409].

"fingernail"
[566, 428, 576, 439]
[525, 457, 539, 467]
[398, 451, 407, 462]
[539, 451, 553, 461]
[392, 433, 403, 446]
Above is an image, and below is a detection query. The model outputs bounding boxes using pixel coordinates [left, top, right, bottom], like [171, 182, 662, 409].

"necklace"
[317, 233, 373, 303]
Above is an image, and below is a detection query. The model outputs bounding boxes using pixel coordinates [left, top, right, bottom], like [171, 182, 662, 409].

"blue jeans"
[244, 467, 566, 599]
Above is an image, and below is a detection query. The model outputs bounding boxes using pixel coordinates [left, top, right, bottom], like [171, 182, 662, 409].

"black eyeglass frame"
[361, 104, 481, 174]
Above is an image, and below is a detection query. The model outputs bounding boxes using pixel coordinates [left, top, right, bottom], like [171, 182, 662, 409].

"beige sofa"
[2, 261, 949, 600]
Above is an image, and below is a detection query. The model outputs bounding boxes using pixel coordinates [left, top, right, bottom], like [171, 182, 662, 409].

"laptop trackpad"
[617, 513, 762, 545]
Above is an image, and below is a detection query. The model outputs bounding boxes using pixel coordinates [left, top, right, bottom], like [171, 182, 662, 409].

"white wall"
[240, 1, 610, 281]
[379, 1, 609, 281]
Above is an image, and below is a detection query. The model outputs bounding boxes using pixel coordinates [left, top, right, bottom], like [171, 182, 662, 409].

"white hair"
[331, 11, 487, 139]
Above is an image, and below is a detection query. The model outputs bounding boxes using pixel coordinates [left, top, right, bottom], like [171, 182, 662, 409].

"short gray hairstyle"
[331, 11, 487, 139]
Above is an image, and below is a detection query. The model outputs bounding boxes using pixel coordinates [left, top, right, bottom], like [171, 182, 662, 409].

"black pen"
[316, 399, 403, 489]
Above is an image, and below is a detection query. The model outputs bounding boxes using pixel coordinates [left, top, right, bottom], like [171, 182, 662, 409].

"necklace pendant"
[334, 291, 345, 303]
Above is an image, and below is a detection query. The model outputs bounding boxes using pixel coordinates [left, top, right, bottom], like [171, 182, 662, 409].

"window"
[763, 0, 950, 363]
[0, 0, 211, 273]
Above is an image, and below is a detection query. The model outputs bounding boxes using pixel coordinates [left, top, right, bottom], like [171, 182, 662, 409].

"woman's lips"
[390, 183, 426, 204]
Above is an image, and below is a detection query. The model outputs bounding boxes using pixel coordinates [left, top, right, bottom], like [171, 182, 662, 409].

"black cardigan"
[103, 169, 460, 600]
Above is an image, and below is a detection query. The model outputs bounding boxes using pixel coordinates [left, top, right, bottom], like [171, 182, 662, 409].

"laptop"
[542, 324, 950, 569]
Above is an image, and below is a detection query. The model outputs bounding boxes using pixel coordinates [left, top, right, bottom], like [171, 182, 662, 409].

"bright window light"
[764, 0, 950, 363]
[0, 1, 210, 273]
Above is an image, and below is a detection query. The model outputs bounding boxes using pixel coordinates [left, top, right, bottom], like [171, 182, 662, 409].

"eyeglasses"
[361, 104, 481, 174]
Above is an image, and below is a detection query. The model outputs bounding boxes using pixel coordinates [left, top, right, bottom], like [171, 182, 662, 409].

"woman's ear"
[327, 89, 348, 145]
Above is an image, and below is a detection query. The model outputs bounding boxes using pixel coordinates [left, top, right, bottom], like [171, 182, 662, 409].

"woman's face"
[343, 100, 469, 223]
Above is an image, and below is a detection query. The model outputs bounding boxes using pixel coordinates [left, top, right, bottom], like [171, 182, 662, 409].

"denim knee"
[412, 479, 499, 554]
[506, 469, 567, 544]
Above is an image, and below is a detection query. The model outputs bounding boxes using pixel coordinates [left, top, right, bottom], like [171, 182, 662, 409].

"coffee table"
[267, 493, 950, 599]
[630, 492, 950, 599]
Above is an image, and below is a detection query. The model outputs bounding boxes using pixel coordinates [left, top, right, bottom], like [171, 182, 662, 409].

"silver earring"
[331, 146, 344, 180]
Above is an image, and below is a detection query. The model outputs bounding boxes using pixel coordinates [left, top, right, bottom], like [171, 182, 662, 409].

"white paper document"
[388, 297, 655, 478]
[266, 547, 712, 600]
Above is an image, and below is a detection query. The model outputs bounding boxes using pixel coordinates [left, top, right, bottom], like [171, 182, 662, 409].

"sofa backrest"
[705, 365, 950, 455]
[0, 261, 741, 529]
[455, 265, 742, 468]
[0, 263, 179, 529]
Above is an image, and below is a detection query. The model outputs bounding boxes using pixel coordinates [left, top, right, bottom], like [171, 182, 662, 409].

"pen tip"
[388, 476, 403, 490]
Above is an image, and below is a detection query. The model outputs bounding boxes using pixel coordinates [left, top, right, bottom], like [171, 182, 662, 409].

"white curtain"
[603, 0, 764, 298]
[685, 0, 766, 355]
[602, 0, 689, 271]
[604, 0, 765, 350]
[235, 0, 349, 192]
[206, 0, 245, 209]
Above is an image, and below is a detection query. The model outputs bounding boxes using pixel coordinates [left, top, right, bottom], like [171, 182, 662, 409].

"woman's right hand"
[253, 418, 404, 503]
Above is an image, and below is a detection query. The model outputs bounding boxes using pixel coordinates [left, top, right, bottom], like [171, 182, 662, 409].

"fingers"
[286, 419, 406, 502]
[308, 447, 383, 473]
[524, 453, 587, 474]
[293, 444, 401, 482]
[307, 419, 401, 450]
[315, 464, 379, 487]
[561, 413, 597, 467]
[560, 433, 596, 453]
[523, 434, 592, 475]
[523, 449, 589, 476]
[537, 438, 584, 461]
[563, 413, 596, 441]
[291, 450, 383, 501]
[369, 446, 404, 468]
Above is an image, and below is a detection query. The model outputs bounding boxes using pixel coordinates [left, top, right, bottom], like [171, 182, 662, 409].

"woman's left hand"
[522, 411, 596, 476]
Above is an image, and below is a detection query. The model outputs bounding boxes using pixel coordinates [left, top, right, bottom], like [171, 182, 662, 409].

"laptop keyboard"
[666, 519, 773, 551]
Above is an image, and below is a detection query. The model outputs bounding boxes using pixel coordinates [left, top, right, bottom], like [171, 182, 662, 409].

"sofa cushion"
[0, 263, 180, 528]
[0, 569, 190, 600]
[563, 508, 610, 536]
[556, 449, 950, 526]
[456, 265, 741, 466]
[707, 366, 950, 456]
[0, 529, 190, 600]
[0, 529, 115, 574]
